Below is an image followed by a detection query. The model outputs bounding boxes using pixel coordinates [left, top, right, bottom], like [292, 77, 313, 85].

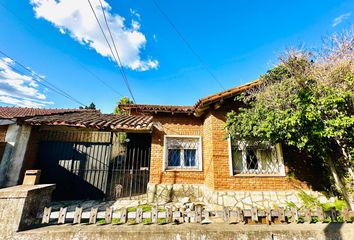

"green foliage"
[285, 201, 297, 209]
[226, 30, 354, 206]
[322, 199, 347, 211]
[127, 206, 136, 212]
[79, 102, 96, 109]
[112, 218, 120, 224]
[125, 204, 164, 213]
[96, 219, 106, 225]
[142, 218, 152, 224]
[114, 97, 133, 114]
[297, 190, 320, 209]
[311, 216, 319, 223]
[297, 216, 305, 223]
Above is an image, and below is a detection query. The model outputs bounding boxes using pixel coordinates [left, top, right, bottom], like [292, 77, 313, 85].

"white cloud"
[30, 0, 158, 71]
[0, 57, 53, 107]
[130, 8, 141, 19]
[332, 12, 352, 27]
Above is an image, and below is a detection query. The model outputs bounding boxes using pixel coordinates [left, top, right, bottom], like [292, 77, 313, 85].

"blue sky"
[0, 0, 353, 113]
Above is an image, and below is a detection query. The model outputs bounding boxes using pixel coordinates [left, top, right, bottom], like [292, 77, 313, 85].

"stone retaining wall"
[147, 183, 326, 208]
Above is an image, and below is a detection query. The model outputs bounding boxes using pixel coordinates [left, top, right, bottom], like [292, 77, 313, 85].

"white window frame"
[228, 136, 285, 176]
[163, 135, 203, 171]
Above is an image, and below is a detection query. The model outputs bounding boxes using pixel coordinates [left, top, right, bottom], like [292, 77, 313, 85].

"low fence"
[41, 205, 354, 225]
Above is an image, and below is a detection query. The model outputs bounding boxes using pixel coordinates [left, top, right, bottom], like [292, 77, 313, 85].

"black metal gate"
[105, 133, 151, 199]
[37, 131, 151, 200]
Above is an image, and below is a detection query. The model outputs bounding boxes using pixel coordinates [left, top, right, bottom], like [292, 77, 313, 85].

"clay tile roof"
[119, 104, 194, 114]
[25, 111, 153, 131]
[193, 79, 261, 111]
[118, 80, 261, 116]
[0, 106, 88, 119]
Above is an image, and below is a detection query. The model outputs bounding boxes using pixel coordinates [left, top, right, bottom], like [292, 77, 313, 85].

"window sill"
[164, 168, 202, 172]
[232, 174, 286, 177]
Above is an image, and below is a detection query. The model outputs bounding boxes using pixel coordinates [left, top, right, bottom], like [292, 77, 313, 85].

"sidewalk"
[12, 222, 354, 240]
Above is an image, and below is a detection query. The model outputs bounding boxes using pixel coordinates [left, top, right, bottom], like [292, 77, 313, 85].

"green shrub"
[285, 201, 297, 208]
[321, 199, 347, 211]
[297, 190, 320, 209]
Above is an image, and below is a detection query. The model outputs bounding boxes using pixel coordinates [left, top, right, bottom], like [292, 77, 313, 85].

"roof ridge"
[118, 79, 261, 115]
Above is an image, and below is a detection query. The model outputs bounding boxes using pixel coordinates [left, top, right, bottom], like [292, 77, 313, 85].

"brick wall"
[149, 114, 204, 184]
[203, 113, 214, 189]
[207, 109, 308, 191]
[0, 125, 7, 142]
[149, 108, 310, 191]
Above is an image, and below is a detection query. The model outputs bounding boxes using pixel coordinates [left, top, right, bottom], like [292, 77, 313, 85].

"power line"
[151, 0, 225, 90]
[97, 0, 133, 98]
[0, 50, 86, 106]
[0, 50, 87, 107]
[75, 62, 123, 97]
[0, 2, 124, 98]
[6, 63, 84, 106]
[97, 0, 136, 102]
[87, 0, 136, 103]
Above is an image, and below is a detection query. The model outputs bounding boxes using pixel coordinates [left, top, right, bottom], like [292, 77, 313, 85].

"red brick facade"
[149, 107, 309, 192]
[150, 114, 204, 185]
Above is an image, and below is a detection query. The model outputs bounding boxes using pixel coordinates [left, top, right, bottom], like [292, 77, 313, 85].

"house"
[119, 80, 329, 208]
[0, 107, 87, 188]
[0, 107, 153, 200]
[0, 80, 329, 207]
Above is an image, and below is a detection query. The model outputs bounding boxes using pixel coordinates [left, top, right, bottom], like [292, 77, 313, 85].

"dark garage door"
[37, 131, 111, 200]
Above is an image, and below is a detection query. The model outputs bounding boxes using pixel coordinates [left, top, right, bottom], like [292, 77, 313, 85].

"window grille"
[164, 136, 201, 170]
[230, 139, 284, 175]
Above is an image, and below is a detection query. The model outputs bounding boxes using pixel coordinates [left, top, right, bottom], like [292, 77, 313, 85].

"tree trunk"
[335, 139, 354, 181]
[326, 155, 354, 210]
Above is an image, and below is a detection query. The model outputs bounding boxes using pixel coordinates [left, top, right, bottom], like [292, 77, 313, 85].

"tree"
[114, 97, 133, 114]
[226, 30, 354, 209]
[79, 102, 96, 109]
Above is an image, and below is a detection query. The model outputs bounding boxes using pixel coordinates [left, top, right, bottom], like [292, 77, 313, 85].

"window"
[164, 136, 202, 170]
[229, 139, 285, 175]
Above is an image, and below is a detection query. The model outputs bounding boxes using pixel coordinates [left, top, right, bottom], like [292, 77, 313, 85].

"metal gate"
[105, 133, 151, 199]
[37, 131, 151, 200]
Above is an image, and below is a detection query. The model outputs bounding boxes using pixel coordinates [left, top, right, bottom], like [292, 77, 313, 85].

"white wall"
[0, 124, 32, 187]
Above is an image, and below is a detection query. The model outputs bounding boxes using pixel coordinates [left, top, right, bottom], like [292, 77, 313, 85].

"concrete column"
[0, 124, 32, 187]
[0, 184, 55, 238]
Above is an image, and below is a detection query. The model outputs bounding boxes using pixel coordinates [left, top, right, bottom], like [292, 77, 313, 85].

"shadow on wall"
[37, 142, 108, 200]
[283, 145, 333, 194]
[0, 142, 14, 187]
[324, 223, 344, 240]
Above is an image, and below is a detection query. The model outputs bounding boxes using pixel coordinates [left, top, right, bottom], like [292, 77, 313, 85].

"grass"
[96, 218, 121, 225]
[96, 219, 106, 225]
[96, 204, 169, 225]
[112, 218, 121, 224]
[125, 204, 166, 213]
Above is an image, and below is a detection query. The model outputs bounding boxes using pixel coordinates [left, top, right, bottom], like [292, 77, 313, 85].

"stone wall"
[0, 184, 55, 239]
[147, 182, 326, 209]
